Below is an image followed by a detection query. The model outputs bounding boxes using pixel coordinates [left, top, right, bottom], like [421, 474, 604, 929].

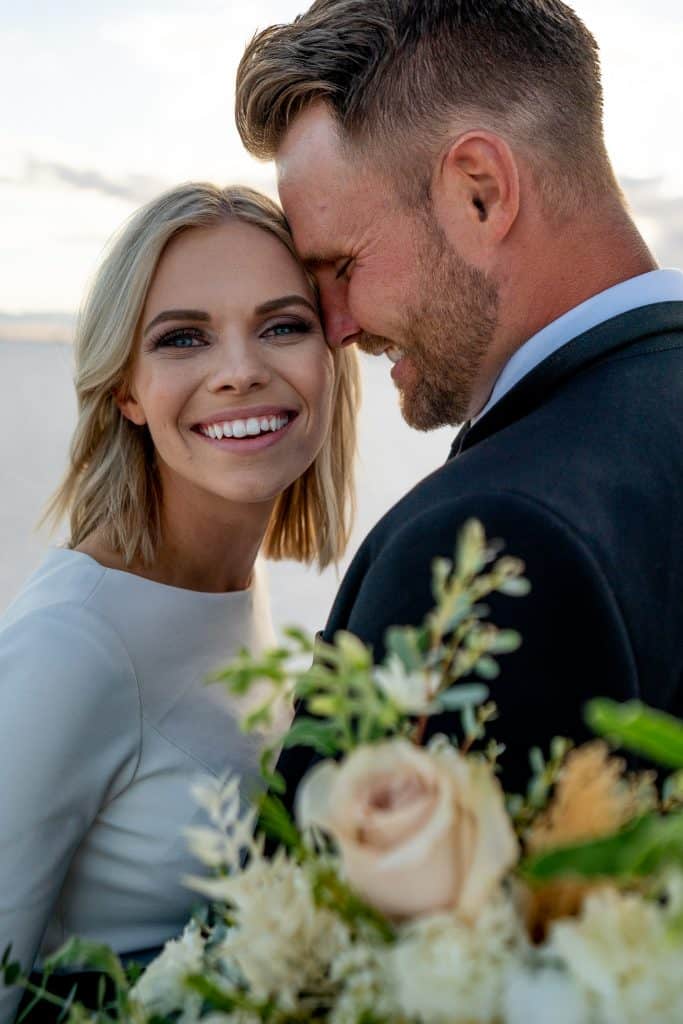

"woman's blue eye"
[155, 328, 204, 349]
[263, 319, 313, 339]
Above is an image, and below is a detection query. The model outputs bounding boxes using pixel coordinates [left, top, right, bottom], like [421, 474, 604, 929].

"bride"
[0, 183, 359, 1022]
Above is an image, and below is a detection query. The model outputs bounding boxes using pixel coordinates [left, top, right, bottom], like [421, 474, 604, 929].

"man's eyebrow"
[143, 309, 210, 336]
[253, 294, 317, 316]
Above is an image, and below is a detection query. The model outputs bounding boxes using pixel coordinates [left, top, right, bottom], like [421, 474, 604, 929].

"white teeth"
[201, 413, 291, 439]
[386, 347, 404, 364]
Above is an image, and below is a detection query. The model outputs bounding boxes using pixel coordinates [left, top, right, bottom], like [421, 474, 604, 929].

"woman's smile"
[192, 404, 299, 452]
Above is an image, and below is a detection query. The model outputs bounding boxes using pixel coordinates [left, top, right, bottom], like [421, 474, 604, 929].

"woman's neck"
[76, 490, 274, 594]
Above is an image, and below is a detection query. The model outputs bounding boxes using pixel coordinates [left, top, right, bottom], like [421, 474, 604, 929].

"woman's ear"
[115, 386, 147, 426]
[432, 129, 520, 261]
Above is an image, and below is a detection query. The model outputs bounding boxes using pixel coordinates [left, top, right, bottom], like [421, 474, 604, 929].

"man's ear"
[115, 386, 146, 426]
[432, 130, 520, 260]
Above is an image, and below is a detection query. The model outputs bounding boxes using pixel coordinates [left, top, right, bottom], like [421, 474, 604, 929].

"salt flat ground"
[0, 341, 453, 636]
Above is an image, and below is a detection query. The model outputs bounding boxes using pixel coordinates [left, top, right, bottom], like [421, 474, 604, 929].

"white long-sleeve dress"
[0, 548, 276, 1023]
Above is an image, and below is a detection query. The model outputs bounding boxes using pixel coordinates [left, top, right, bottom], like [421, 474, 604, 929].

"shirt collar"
[473, 268, 683, 424]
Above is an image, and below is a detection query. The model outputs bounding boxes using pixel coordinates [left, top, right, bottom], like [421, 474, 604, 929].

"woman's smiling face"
[119, 220, 335, 514]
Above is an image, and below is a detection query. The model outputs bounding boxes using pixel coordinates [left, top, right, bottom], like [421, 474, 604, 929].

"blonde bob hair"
[44, 183, 360, 570]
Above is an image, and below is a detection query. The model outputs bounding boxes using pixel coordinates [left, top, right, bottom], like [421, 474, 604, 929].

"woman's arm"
[0, 603, 140, 1023]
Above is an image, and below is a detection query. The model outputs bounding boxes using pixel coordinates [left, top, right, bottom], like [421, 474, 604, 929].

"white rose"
[296, 738, 518, 920]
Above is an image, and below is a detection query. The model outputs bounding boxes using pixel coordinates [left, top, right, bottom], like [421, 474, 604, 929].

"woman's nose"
[205, 337, 272, 393]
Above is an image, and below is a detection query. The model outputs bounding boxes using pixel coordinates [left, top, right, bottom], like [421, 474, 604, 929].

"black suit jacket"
[279, 303, 683, 804]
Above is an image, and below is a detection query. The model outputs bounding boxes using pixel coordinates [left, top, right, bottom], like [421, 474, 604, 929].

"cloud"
[621, 177, 683, 268]
[18, 158, 169, 204]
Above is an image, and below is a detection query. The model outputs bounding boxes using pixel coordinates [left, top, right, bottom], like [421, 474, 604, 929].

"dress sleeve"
[0, 603, 140, 1022]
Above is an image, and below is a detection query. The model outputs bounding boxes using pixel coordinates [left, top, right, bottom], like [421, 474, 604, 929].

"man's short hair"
[236, 0, 620, 215]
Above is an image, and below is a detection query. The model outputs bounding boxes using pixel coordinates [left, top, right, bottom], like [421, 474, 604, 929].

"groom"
[236, 0, 683, 793]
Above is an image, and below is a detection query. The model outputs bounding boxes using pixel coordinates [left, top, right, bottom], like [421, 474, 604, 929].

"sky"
[1, 0, 682, 325]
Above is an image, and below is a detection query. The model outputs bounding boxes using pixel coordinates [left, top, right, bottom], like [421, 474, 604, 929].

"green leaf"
[334, 630, 373, 670]
[455, 518, 487, 578]
[282, 717, 340, 756]
[256, 794, 302, 852]
[488, 630, 522, 654]
[43, 938, 127, 989]
[185, 974, 240, 1012]
[474, 655, 500, 680]
[586, 700, 683, 769]
[384, 627, 424, 672]
[521, 812, 683, 882]
[259, 747, 286, 796]
[437, 684, 490, 711]
[497, 577, 531, 597]
[282, 625, 315, 652]
[313, 866, 396, 944]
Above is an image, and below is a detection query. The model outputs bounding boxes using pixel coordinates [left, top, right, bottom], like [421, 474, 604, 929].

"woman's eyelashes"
[151, 327, 207, 350]
[261, 317, 315, 340]
[149, 316, 316, 351]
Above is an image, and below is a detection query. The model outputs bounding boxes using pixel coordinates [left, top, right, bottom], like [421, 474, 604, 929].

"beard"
[359, 217, 499, 430]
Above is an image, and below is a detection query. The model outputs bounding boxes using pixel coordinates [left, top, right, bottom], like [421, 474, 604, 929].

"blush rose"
[296, 738, 518, 920]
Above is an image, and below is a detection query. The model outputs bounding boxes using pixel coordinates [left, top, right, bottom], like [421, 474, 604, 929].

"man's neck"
[468, 208, 657, 419]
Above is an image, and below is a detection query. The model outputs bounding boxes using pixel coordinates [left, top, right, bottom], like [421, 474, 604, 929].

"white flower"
[373, 654, 441, 714]
[503, 963, 591, 1024]
[131, 922, 205, 1022]
[547, 884, 683, 1024]
[210, 848, 351, 1013]
[329, 943, 397, 1024]
[387, 893, 524, 1023]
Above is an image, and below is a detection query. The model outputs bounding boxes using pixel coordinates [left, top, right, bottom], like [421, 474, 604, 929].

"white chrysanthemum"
[503, 963, 591, 1024]
[210, 849, 351, 1013]
[548, 884, 683, 1024]
[387, 892, 524, 1023]
[329, 942, 397, 1024]
[131, 922, 205, 1022]
[373, 654, 441, 714]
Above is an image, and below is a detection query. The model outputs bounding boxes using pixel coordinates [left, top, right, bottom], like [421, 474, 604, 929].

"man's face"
[277, 104, 499, 428]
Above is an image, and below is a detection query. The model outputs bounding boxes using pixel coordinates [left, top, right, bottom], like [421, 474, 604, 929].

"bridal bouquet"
[5, 521, 683, 1024]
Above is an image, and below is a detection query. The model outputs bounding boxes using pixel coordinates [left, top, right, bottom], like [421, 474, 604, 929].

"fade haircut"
[236, 0, 620, 215]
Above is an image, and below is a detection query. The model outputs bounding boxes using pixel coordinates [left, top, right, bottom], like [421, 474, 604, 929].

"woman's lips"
[192, 412, 297, 452]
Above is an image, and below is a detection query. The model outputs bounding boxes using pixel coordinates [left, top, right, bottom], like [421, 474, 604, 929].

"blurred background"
[1, 0, 681, 632]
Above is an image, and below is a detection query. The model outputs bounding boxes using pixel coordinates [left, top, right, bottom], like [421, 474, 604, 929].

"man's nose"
[320, 286, 361, 348]
[206, 337, 272, 393]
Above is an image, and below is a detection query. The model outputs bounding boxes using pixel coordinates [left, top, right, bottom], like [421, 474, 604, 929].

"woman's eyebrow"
[143, 309, 210, 336]
[254, 295, 317, 316]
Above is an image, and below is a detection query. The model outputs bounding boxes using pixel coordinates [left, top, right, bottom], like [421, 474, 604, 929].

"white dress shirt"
[474, 268, 683, 423]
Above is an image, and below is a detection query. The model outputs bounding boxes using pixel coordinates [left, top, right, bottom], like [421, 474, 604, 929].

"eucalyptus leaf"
[497, 577, 532, 597]
[437, 684, 490, 711]
[474, 655, 501, 680]
[384, 626, 423, 672]
[586, 699, 683, 769]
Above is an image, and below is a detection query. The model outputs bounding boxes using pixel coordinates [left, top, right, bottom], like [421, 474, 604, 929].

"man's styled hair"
[236, 0, 620, 214]
[43, 183, 360, 570]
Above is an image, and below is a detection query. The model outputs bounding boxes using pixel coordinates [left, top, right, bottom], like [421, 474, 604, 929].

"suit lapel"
[452, 302, 683, 456]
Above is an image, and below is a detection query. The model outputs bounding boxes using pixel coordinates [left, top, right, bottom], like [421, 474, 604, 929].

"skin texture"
[80, 221, 334, 593]
[276, 103, 656, 424]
